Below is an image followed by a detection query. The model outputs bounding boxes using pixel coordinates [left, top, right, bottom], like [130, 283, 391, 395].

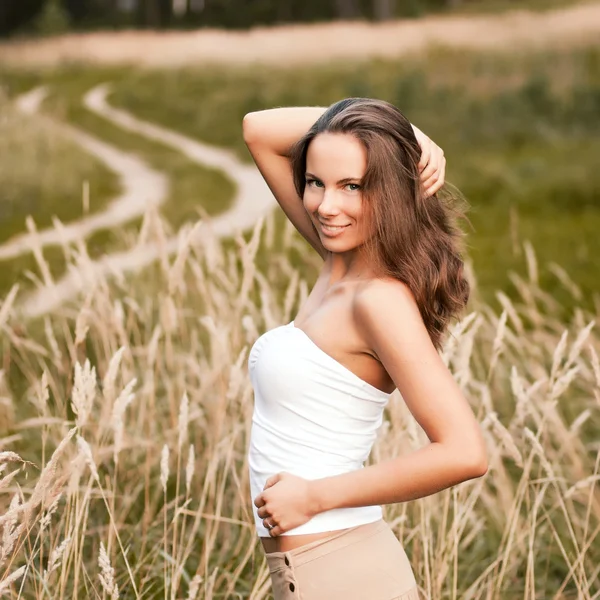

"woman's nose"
[318, 190, 341, 216]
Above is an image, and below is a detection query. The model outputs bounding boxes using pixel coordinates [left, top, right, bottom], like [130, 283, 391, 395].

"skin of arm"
[243, 108, 329, 259]
[243, 107, 327, 158]
[307, 280, 488, 515]
[243, 107, 443, 191]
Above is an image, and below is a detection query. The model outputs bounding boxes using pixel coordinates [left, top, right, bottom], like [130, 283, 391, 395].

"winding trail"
[12, 86, 274, 319]
[83, 84, 274, 238]
[3, 87, 168, 261]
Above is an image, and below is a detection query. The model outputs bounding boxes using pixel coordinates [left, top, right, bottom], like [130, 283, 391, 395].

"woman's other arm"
[308, 280, 488, 513]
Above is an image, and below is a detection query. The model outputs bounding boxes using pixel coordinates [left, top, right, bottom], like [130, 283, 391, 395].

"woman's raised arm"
[243, 107, 329, 260]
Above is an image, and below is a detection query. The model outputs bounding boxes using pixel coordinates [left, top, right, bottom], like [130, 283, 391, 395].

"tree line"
[1, 0, 474, 36]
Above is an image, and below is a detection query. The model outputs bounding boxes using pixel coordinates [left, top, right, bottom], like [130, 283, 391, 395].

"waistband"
[265, 518, 388, 573]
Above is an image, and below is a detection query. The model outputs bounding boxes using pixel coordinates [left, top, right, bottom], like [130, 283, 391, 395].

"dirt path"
[15, 86, 274, 319]
[2, 87, 168, 262]
[83, 84, 274, 239]
[0, 2, 599, 68]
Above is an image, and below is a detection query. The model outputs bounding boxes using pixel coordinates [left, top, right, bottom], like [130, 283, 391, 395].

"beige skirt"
[264, 519, 420, 600]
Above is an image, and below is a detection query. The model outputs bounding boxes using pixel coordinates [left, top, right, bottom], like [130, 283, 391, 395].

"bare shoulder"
[351, 276, 436, 367]
[352, 277, 421, 328]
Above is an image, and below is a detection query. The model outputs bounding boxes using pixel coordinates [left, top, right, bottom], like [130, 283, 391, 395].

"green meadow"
[1, 45, 599, 316]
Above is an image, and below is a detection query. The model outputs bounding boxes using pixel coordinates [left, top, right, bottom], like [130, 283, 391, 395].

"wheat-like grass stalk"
[98, 541, 120, 599]
[0, 565, 26, 595]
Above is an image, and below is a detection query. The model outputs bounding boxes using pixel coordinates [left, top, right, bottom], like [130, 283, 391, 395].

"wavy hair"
[289, 97, 471, 351]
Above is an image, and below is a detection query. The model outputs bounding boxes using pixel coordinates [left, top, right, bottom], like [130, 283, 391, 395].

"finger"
[421, 149, 442, 185]
[257, 506, 269, 519]
[423, 156, 446, 196]
[427, 159, 446, 196]
[419, 152, 438, 183]
[264, 517, 277, 532]
[425, 166, 446, 197]
[263, 473, 281, 490]
[269, 524, 282, 537]
[254, 494, 265, 508]
[422, 172, 439, 195]
[418, 145, 431, 174]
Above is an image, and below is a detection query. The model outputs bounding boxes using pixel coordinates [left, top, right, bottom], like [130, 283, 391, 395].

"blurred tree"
[138, 0, 171, 26]
[0, 0, 48, 36]
[277, 0, 294, 22]
[373, 0, 395, 20]
[334, 0, 360, 19]
[37, 0, 70, 33]
[62, 0, 120, 27]
[62, 0, 92, 21]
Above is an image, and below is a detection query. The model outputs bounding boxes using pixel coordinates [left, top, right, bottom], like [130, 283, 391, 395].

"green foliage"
[0, 96, 119, 296]
[34, 0, 70, 35]
[0, 0, 47, 37]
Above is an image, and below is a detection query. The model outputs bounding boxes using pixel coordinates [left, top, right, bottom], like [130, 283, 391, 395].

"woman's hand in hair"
[412, 124, 446, 197]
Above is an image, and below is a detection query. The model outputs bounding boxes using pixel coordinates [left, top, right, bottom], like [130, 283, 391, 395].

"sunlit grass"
[0, 208, 598, 598]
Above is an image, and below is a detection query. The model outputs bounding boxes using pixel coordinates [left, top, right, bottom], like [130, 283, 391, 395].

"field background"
[0, 1, 599, 598]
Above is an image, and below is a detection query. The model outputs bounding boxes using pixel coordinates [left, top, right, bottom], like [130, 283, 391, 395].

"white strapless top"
[247, 320, 393, 537]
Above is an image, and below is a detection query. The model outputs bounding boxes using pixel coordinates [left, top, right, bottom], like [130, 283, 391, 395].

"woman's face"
[303, 132, 373, 252]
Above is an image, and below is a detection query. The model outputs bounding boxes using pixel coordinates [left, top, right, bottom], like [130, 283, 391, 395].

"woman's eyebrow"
[305, 172, 362, 184]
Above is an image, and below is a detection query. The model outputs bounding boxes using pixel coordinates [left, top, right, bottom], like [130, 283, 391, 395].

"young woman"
[243, 98, 488, 600]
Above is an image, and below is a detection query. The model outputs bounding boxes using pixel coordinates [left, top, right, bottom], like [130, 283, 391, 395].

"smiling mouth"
[320, 223, 350, 232]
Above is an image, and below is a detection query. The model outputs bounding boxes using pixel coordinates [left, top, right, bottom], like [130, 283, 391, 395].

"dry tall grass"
[0, 208, 598, 598]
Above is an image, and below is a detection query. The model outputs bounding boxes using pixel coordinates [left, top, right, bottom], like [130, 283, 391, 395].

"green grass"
[0, 94, 122, 301]
[0, 67, 236, 301]
[0, 106, 119, 244]
[1, 44, 599, 318]
[102, 47, 600, 317]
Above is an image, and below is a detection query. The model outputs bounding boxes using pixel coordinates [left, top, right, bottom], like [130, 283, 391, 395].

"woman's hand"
[412, 124, 446, 197]
[254, 472, 318, 537]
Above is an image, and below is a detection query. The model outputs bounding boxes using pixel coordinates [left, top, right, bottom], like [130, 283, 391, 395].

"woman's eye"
[346, 183, 361, 191]
[306, 179, 324, 188]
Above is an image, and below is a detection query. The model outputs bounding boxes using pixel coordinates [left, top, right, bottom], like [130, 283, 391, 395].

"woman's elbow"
[242, 112, 261, 145]
[242, 112, 254, 144]
[463, 445, 488, 479]
[448, 439, 488, 480]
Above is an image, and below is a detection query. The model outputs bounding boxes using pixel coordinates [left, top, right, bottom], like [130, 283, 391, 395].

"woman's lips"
[320, 223, 350, 237]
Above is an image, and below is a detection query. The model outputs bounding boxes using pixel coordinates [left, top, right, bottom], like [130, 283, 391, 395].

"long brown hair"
[289, 97, 471, 351]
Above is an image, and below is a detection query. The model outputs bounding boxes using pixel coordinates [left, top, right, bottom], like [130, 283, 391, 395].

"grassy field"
[0, 71, 235, 301]
[111, 47, 600, 317]
[0, 40, 598, 598]
[0, 94, 123, 300]
[1, 44, 599, 319]
[0, 210, 598, 598]
[0, 97, 119, 243]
